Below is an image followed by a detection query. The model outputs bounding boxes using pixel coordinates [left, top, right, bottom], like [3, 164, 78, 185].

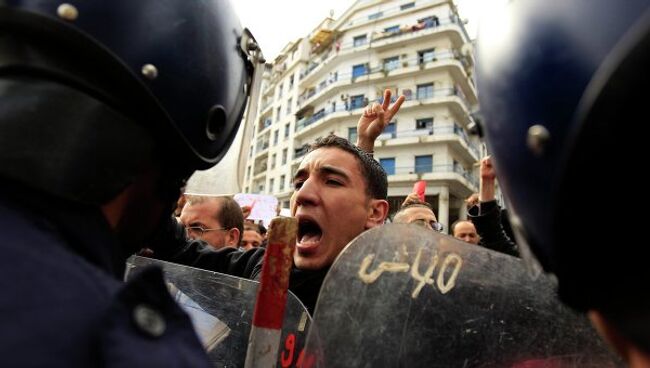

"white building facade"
[244, 0, 481, 231]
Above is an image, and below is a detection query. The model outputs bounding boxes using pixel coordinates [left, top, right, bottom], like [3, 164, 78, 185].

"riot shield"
[125, 256, 311, 367]
[304, 224, 622, 367]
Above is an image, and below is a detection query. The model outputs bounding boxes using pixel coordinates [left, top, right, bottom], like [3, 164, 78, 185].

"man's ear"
[365, 199, 389, 229]
[226, 228, 241, 246]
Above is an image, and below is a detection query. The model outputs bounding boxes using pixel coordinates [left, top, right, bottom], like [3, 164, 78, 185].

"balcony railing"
[299, 16, 461, 80]
[260, 99, 273, 113]
[295, 99, 368, 132]
[385, 164, 477, 187]
[255, 141, 270, 153]
[376, 124, 480, 158]
[295, 87, 468, 134]
[297, 50, 459, 107]
[294, 144, 310, 159]
[253, 164, 268, 176]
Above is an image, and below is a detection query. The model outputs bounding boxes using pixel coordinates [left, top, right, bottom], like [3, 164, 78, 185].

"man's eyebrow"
[292, 168, 307, 181]
[320, 165, 350, 181]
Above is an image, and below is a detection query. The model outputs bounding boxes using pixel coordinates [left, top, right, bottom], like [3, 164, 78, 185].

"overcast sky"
[232, 0, 492, 60]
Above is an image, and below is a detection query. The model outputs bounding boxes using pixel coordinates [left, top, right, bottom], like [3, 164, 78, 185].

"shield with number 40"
[303, 224, 622, 368]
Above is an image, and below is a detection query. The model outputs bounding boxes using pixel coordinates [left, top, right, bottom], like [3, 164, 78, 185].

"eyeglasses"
[185, 226, 228, 238]
[411, 219, 444, 232]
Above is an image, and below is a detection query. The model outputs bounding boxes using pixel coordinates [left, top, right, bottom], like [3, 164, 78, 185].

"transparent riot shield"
[125, 256, 311, 367]
[303, 224, 622, 367]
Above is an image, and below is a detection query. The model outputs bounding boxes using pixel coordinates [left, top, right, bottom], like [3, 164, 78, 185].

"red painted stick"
[245, 217, 297, 368]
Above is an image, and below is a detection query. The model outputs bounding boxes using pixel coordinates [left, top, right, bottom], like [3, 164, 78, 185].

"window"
[416, 83, 434, 99]
[284, 123, 290, 138]
[283, 200, 290, 208]
[273, 130, 279, 145]
[418, 15, 439, 28]
[415, 155, 433, 173]
[384, 56, 400, 72]
[286, 98, 292, 115]
[385, 122, 396, 137]
[244, 186, 249, 193]
[348, 127, 358, 143]
[282, 148, 288, 165]
[384, 25, 400, 33]
[276, 107, 281, 121]
[271, 154, 276, 169]
[246, 166, 251, 178]
[350, 95, 365, 109]
[418, 48, 436, 64]
[352, 63, 368, 78]
[416, 118, 433, 131]
[368, 11, 383, 20]
[269, 178, 275, 193]
[280, 175, 286, 191]
[289, 74, 294, 89]
[258, 184, 265, 193]
[400, 2, 415, 10]
[353, 34, 367, 47]
[380, 158, 396, 175]
[277, 83, 283, 98]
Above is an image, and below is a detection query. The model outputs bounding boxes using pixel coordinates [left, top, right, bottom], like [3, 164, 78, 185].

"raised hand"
[356, 89, 405, 152]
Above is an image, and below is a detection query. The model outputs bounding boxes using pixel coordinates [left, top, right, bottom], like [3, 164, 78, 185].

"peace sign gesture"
[356, 89, 406, 153]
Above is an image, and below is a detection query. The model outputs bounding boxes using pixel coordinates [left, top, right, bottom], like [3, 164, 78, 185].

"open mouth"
[297, 218, 323, 255]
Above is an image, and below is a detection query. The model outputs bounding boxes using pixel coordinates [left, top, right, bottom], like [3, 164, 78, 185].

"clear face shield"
[235, 28, 266, 191]
[187, 28, 265, 196]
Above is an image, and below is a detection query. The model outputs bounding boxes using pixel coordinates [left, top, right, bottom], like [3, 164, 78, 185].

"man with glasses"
[179, 195, 243, 250]
[393, 197, 444, 233]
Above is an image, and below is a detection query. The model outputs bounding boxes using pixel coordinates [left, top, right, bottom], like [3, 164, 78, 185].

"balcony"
[376, 124, 480, 161]
[255, 140, 270, 156]
[385, 164, 478, 190]
[257, 117, 273, 133]
[295, 99, 368, 135]
[293, 144, 310, 160]
[297, 50, 476, 111]
[294, 86, 470, 139]
[259, 99, 274, 115]
[299, 16, 466, 85]
[253, 163, 268, 177]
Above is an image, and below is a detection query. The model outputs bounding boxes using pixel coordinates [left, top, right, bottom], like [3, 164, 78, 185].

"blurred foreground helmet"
[0, 0, 264, 202]
[476, 0, 650, 312]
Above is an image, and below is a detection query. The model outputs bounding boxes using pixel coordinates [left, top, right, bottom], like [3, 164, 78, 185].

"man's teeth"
[300, 232, 321, 244]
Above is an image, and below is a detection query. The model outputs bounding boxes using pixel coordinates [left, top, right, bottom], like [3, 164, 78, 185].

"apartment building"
[244, 0, 481, 230]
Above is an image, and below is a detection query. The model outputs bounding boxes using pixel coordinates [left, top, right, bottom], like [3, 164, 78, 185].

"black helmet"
[476, 0, 650, 311]
[0, 0, 264, 202]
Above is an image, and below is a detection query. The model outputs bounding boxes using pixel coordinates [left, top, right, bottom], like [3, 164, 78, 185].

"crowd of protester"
[2, 1, 649, 366]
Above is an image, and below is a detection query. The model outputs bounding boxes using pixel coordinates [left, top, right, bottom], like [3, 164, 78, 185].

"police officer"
[0, 1, 263, 366]
[475, 1, 650, 365]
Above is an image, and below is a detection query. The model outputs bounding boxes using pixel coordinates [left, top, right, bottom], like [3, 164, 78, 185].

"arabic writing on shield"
[358, 247, 463, 298]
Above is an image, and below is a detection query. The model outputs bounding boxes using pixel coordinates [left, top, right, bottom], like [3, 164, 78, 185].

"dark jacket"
[151, 217, 328, 314]
[468, 200, 519, 257]
[0, 188, 211, 368]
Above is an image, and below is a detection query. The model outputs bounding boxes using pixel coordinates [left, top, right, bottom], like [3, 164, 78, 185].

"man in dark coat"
[151, 135, 391, 314]
[0, 1, 263, 366]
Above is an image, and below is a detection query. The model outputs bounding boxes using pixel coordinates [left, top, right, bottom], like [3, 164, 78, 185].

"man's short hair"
[450, 219, 473, 235]
[308, 135, 387, 200]
[244, 222, 262, 234]
[393, 200, 432, 222]
[185, 195, 244, 245]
